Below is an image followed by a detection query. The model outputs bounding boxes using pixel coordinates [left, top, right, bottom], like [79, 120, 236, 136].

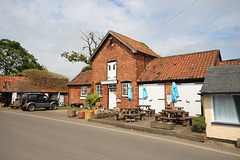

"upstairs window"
[107, 61, 117, 80]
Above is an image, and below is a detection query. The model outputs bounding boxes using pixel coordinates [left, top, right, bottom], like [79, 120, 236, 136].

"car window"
[39, 95, 48, 101]
[28, 95, 38, 101]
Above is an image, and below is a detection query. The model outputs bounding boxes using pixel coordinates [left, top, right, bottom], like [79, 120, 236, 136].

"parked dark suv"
[20, 93, 59, 111]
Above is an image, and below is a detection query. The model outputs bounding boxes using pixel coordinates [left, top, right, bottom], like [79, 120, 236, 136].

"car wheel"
[51, 103, 57, 110]
[28, 104, 35, 111]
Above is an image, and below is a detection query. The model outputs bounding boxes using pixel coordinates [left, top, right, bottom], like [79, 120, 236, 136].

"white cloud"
[0, 0, 239, 79]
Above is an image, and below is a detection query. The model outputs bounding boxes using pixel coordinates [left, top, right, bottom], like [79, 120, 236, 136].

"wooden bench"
[124, 114, 139, 122]
[113, 113, 119, 121]
[178, 116, 193, 126]
[159, 117, 177, 123]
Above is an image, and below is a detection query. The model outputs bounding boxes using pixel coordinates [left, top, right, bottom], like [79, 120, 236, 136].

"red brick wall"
[92, 35, 155, 110]
[164, 82, 173, 108]
[64, 93, 68, 106]
[68, 85, 91, 105]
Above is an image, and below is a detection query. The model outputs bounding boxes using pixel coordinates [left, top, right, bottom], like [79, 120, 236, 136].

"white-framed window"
[212, 94, 240, 124]
[107, 61, 117, 80]
[80, 86, 87, 97]
[122, 83, 129, 97]
[96, 84, 103, 97]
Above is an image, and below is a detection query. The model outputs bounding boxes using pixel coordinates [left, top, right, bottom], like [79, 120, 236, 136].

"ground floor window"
[80, 86, 87, 97]
[96, 84, 102, 97]
[122, 83, 129, 97]
[213, 94, 240, 123]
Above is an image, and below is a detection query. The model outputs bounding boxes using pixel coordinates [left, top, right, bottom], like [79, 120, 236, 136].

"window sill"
[80, 96, 86, 100]
[212, 122, 240, 127]
[122, 95, 128, 98]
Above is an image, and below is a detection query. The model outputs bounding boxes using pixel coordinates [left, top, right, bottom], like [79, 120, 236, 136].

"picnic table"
[136, 105, 155, 117]
[113, 107, 142, 122]
[156, 108, 192, 126]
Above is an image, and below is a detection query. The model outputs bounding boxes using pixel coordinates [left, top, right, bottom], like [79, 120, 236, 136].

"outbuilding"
[201, 64, 240, 143]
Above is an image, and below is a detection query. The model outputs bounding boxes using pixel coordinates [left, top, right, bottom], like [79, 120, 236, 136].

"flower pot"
[78, 111, 85, 119]
[68, 109, 76, 117]
[94, 110, 99, 114]
[85, 110, 94, 120]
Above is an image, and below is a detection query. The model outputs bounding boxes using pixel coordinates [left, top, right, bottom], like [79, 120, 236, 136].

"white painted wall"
[175, 83, 203, 116]
[139, 84, 165, 113]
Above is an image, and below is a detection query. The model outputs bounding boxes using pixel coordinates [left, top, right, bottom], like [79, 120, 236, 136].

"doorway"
[108, 85, 116, 110]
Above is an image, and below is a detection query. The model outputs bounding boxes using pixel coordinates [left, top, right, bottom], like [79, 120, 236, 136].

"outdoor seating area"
[113, 105, 155, 122]
[155, 107, 193, 126]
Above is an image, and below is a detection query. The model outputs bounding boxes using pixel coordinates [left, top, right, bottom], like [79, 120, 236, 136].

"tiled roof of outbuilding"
[137, 50, 220, 82]
[0, 76, 26, 92]
[221, 58, 240, 66]
[0, 76, 68, 93]
[68, 70, 92, 86]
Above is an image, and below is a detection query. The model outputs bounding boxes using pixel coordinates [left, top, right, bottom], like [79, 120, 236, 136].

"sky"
[1, 0, 240, 80]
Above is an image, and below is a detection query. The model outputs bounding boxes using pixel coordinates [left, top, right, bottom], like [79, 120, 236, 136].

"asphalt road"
[0, 110, 240, 160]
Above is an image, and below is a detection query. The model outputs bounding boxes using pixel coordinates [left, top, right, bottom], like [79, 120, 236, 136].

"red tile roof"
[0, 76, 68, 93]
[137, 50, 220, 82]
[112, 31, 160, 58]
[90, 30, 160, 61]
[221, 58, 240, 66]
[68, 70, 92, 86]
[0, 76, 27, 92]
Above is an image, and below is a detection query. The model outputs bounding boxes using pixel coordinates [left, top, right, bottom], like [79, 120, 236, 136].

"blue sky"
[0, 0, 239, 79]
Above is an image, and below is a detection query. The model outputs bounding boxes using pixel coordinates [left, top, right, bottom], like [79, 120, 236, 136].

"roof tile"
[138, 50, 220, 82]
[68, 70, 92, 86]
[112, 31, 160, 58]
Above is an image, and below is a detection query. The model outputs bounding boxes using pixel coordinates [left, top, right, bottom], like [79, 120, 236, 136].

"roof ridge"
[159, 49, 220, 59]
[110, 30, 159, 57]
[221, 58, 240, 62]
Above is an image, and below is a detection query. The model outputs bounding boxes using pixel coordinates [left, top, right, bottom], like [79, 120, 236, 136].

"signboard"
[167, 95, 172, 105]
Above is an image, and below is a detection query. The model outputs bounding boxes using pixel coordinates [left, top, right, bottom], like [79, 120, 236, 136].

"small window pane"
[81, 86, 87, 97]
[96, 84, 102, 97]
[122, 83, 129, 97]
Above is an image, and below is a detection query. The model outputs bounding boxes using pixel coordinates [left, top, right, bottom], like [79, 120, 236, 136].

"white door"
[107, 61, 117, 80]
[139, 84, 165, 113]
[175, 83, 203, 116]
[108, 85, 116, 110]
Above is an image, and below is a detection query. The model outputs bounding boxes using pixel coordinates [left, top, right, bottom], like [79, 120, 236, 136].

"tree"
[61, 31, 103, 71]
[0, 39, 46, 75]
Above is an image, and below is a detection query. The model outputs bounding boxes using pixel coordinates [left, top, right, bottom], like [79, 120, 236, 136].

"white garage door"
[175, 83, 203, 116]
[139, 84, 165, 113]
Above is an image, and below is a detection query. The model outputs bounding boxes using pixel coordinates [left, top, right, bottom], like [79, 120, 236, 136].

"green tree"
[61, 31, 103, 72]
[0, 39, 46, 75]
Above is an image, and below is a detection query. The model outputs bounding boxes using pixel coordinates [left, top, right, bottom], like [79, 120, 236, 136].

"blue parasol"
[128, 83, 133, 101]
[171, 82, 179, 103]
[57, 92, 60, 100]
[142, 85, 148, 104]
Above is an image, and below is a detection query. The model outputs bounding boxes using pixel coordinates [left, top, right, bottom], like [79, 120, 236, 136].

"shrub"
[85, 93, 100, 109]
[81, 65, 92, 72]
[192, 116, 206, 133]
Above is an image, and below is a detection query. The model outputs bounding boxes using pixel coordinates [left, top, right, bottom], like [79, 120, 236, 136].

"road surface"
[0, 110, 239, 160]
